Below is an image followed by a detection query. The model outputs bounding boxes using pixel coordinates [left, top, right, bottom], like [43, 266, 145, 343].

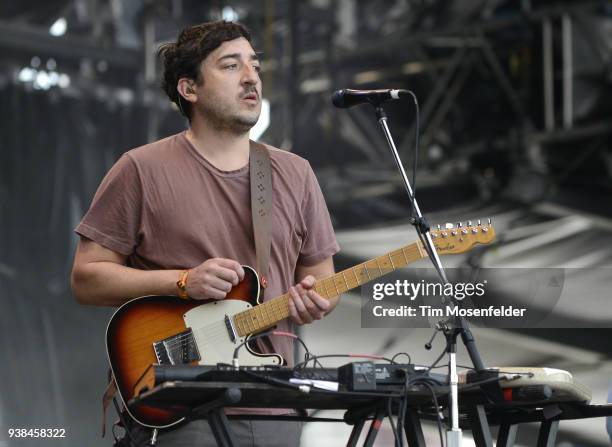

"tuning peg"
[487, 217, 492, 225]
[477, 219, 481, 226]
[467, 220, 472, 226]
[437, 224, 441, 231]
[458, 221, 463, 228]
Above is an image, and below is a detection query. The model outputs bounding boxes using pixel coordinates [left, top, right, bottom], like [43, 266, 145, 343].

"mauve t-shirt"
[75, 131, 339, 368]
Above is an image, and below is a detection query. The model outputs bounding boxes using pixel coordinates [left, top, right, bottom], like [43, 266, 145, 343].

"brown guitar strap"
[249, 140, 273, 290]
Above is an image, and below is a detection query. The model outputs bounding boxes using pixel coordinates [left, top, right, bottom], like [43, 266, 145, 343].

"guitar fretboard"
[232, 240, 426, 337]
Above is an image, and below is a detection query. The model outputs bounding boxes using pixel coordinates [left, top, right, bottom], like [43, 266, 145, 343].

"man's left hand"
[288, 275, 330, 325]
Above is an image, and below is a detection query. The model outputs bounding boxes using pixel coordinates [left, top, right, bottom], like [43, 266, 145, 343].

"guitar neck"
[233, 240, 427, 337]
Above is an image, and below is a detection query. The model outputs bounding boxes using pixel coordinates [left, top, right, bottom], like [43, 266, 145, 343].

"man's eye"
[253, 65, 261, 73]
[223, 64, 238, 70]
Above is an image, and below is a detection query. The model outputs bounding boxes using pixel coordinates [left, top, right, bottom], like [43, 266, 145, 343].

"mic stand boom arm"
[373, 104, 485, 447]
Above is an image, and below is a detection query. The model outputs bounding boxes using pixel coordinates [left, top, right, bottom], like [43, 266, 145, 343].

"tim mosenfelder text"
[372, 305, 526, 318]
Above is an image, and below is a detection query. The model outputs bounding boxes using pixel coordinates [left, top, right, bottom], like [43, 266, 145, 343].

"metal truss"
[275, 0, 612, 216]
[2, 0, 611, 211]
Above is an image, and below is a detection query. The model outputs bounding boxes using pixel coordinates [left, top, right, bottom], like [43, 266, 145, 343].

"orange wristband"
[177, 270, 190, 300]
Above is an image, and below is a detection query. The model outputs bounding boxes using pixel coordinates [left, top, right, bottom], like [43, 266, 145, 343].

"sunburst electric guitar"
[106, 221, 495, 428]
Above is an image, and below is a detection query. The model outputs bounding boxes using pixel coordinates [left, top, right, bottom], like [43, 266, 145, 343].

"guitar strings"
[158, 295, 300, 356]
[160, 283, 349, 353]
[158, 297, 292, 350]
[158, 298, 290, 349]
[161, 306, 284, 351]
[159, 287, 313, 351]
[158, 285, 307, 350]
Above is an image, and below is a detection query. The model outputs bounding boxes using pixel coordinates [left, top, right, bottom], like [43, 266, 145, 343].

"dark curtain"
[0, 84, 180, 446]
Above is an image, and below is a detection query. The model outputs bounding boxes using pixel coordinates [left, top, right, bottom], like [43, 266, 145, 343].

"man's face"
[193, 37, 262, 134]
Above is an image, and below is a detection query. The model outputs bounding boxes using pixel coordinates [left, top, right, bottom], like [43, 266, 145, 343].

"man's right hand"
[186, 258, 245, 300]
[72, 238, 246, 306]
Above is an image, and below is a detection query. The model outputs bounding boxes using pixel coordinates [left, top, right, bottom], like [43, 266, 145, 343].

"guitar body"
[106, 266, 282, 428]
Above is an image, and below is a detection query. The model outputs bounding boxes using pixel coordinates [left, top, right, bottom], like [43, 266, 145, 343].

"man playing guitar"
[71, 20, 339, 446]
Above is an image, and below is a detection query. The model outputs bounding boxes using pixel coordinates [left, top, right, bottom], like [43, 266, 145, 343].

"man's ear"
[177, 78, 197, 102]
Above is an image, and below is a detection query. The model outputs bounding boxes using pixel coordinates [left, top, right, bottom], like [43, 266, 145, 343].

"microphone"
[332, 88, 409, 108]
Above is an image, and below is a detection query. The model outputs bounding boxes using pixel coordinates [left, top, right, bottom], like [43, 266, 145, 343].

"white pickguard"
[183, 300, 281, 366]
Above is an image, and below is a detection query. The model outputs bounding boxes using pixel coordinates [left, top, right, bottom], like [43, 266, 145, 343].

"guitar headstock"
[430, 219, 496, 254]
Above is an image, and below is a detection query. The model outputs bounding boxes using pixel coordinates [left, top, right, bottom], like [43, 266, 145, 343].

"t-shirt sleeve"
[297, 162, 340, 266]
[74, 153, 142, 256]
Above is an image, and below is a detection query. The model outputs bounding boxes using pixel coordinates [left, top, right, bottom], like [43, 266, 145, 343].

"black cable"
[107, 364, 148, 447]
[426, 346, 448, 372]
[299, 350, 328, 375]
[112, 396, 148, 447]
[415, 380, 445, 447]
[231, 330, 315, 369]
[405, 93, 438, 279]
[293, 354, 336, 380]
[386, 397, 401, 447]
[396, 371, 410, 447]
[457, 374, 522, 393]
[411, 375, 446, 387]
[395, 370, 448, 447]
[229, 330, 342, 384]
[411, 92, 419, 199]
[397, 90, 420, 220]
[390, 352, 412, 364]
[456, 364, 475, 369]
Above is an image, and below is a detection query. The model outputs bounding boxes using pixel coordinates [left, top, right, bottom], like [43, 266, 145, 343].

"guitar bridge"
[153, 328, 201, 365]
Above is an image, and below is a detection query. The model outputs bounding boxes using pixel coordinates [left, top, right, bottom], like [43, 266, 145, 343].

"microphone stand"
[373, 104, 486, 447]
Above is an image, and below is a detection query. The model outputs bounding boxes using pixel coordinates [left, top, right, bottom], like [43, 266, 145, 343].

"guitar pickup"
[225, 314, 238, 343]
[153, 328, 201, 365]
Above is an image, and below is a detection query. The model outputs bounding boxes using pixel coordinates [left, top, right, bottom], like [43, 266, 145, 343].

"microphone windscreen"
[331, 89, 346, 108]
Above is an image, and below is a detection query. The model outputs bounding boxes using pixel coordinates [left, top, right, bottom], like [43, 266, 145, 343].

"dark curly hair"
[158, 21, 252, 121]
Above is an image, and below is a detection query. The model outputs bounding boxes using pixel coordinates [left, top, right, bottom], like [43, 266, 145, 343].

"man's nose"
[241, 64, 259, 85]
